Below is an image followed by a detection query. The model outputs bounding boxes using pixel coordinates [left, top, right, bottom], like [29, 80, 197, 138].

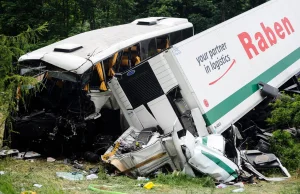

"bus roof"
[19, 17, 193, 74]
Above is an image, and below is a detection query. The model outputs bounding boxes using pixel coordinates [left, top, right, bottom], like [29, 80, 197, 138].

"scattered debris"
[216, 183, 227, 189]
[56, 172, 84, 181]
[63, 158, 71, 165]
[15, 151, 41, 160]
[143, 182, 154, 190]
[0, 149, 19, 157]
[47, 157, 56, 162]
[102, 122, 290, 183]
[137, 177, 149, 181]
[72, 160, 84, 170]
[89, 167, 100, 174]
[33, 184, 43, 188]
[86, 174, 98, 180]
[240, 150, 291, 181]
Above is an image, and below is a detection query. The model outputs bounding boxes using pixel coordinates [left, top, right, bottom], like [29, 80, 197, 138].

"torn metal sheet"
[14, 151, 41, 159]
[0, 149, 19, 157]
[240, 150, 291, 181]
[102, 126, 180, 177]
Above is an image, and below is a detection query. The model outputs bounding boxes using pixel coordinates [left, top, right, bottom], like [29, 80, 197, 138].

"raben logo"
[127, 70, 135, 76]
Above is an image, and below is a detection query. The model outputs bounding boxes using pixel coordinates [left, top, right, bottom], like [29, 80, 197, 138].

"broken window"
[89, 62, 107, 91]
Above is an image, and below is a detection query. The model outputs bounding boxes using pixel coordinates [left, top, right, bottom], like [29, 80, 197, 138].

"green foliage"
[0, 0, 268, 41]
[265, 90, 300, 172]
[267, 94, 300, 128]
[0, 24, 47, 147]
[270, 130, 300, 171]
[0, 175, 18, 194]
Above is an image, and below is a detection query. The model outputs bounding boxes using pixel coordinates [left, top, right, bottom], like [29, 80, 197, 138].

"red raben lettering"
[238, 17, 295, 59]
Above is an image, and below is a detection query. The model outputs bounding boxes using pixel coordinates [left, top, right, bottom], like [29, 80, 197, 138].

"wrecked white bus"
[103, 0, 299, 182]
[9, 17, 193, 157]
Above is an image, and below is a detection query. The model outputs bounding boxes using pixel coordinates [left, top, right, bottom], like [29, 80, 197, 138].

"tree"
[0, 23, 48, 147]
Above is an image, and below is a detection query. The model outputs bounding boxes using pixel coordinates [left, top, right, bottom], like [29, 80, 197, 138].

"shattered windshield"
[19, 60, 79, 83]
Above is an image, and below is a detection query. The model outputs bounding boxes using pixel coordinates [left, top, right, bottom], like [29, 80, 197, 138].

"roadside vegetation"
[267, 94, 300, 171]
[0, 158, 300, 194]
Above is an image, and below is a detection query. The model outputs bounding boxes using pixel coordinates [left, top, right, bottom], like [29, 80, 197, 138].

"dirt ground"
[0, 158, 299, 194]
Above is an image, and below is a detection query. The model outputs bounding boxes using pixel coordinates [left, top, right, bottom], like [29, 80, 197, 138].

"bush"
[267, 94, 300, 128]
[270, 130, 300, 171]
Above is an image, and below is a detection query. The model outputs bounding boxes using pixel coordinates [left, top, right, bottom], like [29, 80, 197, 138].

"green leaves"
[267, 94, 300, 170]
[0, 0, 268, 41]
[270, 130, 300, 171]
[267, 94, 300, 128]
[0, 23, 46, 147]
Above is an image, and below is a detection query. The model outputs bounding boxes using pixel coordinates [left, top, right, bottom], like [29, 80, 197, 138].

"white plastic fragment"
[137, 177, 149, 181]
[216, 183, 227, 188]
[56, 172, 84, 181]
[0, 171, 5, 175]
[86, 174, 98, 180]
[33, 184, 43, 188]
[47, 157, 56, 162]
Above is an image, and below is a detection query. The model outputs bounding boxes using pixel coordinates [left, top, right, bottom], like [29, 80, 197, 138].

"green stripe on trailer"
[202, 150, 238, 178]
[203, 47, 300, 126]
[202, 137, 208, 146]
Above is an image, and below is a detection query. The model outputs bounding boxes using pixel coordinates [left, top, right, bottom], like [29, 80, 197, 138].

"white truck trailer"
[104, 0, 298, 182]
[109, 0, 300, 136]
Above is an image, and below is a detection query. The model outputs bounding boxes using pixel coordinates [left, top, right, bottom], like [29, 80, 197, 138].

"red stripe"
[209, 59, 236, 85]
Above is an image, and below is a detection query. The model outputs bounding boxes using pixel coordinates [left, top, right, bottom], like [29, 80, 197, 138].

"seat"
[121, 55, 129, 66]
[108, 52, 118, 77]
[130, 46, 141, 65]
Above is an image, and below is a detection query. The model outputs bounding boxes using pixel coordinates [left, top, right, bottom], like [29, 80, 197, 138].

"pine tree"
[0, 23, 48, 147]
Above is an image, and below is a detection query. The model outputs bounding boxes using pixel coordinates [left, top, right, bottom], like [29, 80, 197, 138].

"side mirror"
[258, 82, 279, 98]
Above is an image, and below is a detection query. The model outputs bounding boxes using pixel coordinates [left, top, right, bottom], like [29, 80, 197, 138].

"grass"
[0, 158, 299, 194]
